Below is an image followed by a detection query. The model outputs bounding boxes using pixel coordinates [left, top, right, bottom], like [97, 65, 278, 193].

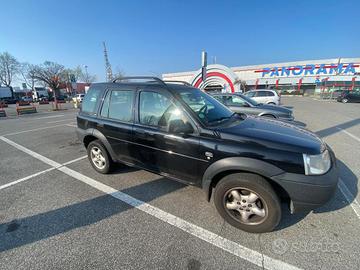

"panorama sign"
[256, 63, 358, 77]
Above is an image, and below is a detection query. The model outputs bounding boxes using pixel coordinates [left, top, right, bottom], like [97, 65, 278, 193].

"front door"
[133, 89, 201, 184]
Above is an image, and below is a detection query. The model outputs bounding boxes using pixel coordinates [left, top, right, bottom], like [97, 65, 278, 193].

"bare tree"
[233, 78, 248, 92]
[0, 52, 20, 90]
[20, 63, 37, 90]
[112, 67, 125, 81]
[67, 65, 96, 84]
[31, 61, 66, 109]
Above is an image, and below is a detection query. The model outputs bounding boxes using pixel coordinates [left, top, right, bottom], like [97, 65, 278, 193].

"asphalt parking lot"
[0, 97, 359, 270]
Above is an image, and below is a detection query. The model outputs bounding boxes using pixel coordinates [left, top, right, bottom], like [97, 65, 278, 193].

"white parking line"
[66, 124, 77, 127]
[0, 155, 86, 191]
[0, 137, 301, 270]
[47, 119, 75, 124]
[337, 127, 360, 143]
[35, 114, 64, 120]
[1, 124, 72, 136]
[0, 168, 55, 191]
[338, 178, 360, 219]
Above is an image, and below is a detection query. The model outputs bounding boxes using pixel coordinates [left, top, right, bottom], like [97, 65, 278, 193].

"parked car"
[21, 96, 33, 102]
[76, 77, 338, 233]
[73, 93, 85, 103]
[244, 89, 281, 105]
[212, 93, 293, 121]
[337, 90, 360, 103]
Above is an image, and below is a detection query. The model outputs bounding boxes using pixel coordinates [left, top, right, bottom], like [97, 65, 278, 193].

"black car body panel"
[77, 79, 338, 215]
[337, 90, 360, 103]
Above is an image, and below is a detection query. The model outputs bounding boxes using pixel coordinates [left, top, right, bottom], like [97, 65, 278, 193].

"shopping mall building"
[162, 57, 360, 94]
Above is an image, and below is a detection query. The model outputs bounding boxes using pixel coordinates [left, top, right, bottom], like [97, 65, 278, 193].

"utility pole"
[103, 42, 113, 82]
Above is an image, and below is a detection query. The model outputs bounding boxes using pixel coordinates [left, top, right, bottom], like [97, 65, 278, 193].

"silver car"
[212, 93, 294, 121]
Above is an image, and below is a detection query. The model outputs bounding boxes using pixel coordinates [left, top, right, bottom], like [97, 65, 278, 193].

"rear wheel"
[87, 140, 113, 174]
[214, 173, 281, 233]
[342, 98, 348, 103]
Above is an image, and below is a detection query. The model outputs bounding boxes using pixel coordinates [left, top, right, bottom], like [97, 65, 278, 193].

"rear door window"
[256, 91, 268, 97]
[101, 90, 134, 122]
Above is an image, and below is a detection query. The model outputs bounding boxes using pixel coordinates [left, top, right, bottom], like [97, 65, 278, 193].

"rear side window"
[267, 91, 275, 96]
[256, 91, 268, 97]
[101, 90, 134, 122]
[82, 87, 102, 114]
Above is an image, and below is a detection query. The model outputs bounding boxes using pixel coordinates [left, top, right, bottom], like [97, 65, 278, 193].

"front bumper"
[271, 150, 339, 213]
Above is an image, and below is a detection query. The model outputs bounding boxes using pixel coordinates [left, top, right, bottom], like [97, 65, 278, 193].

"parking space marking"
[338, 178, 360, 219]
[1, 124, 72, 136]
[66, 124, 77, 127]
[46, 119, 75, 124]
[62, 155, 87, 165]
[0, 156, 86, 191]
[0, 137, 301, 270]
[0, 168, 55, 191]
[35, 114, 64, 120]
[337, 127, 360, 143]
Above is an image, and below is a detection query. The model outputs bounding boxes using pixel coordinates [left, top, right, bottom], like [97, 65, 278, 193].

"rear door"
[96, 88, 136, 164]
[255, 91, 270, 104]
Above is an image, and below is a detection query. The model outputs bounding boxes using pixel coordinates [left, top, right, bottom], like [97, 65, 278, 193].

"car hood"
[256, 104, 291, 114]
[217, 116, 325, 155]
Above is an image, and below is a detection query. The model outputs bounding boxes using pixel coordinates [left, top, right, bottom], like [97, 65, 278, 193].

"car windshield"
[175, 88, 235, 126]
[238, 94, 258, 106]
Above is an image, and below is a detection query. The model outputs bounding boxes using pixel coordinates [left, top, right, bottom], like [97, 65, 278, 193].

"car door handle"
[135, 129, 155, 136]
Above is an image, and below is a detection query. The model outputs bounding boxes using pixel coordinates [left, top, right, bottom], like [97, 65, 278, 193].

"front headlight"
[303, 150, 331, 175]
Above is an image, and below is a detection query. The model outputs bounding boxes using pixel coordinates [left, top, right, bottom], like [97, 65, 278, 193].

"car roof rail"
[163, 80, 191, 86]
[112, 76, 167, 86]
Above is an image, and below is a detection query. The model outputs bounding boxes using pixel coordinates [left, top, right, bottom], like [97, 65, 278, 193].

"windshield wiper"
[208, 112, 237, 124]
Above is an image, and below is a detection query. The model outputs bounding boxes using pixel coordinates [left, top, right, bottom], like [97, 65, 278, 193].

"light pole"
[84, 65, 89, 83]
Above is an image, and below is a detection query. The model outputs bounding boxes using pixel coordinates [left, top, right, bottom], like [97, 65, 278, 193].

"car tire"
[87, 140, 113, 174]
[342, 98, 348, 103]
[214, 173, 281, 233]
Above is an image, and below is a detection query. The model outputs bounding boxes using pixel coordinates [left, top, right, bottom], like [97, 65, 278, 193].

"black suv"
[337, 90, 360, 103]
[77, 77, 338, 233]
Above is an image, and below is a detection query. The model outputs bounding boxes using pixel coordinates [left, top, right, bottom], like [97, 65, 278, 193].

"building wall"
[162, 57, 360, 93]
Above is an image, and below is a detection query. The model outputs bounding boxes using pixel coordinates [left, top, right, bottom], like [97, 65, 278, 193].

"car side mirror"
[169, 120, 194, 135]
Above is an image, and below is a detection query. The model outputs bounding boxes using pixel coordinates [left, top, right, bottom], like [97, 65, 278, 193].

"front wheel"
[214, 173, 281, 233]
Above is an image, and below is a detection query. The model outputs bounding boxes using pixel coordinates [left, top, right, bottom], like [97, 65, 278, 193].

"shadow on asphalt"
[0, 175, 185, 253]
[316, 118, 360, 138]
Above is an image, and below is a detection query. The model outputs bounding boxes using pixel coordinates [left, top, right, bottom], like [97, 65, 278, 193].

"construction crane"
[103, 42, 113, 82]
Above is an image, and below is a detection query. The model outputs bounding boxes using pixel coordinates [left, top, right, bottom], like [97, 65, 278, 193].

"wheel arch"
[82, 129, 118, 162]
[202, 157, 289, 202]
